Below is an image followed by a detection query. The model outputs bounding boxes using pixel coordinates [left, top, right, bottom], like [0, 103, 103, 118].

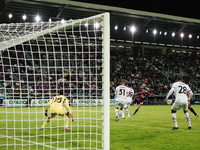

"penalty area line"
[0, 134, 66, 149]
[112, 123, 200, 133]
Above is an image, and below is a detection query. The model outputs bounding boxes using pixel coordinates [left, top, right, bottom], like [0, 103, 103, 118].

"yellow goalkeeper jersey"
[46, 95, 71, 115]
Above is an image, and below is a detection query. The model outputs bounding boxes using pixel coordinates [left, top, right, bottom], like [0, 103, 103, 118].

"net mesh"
[0, 14, 106, 150]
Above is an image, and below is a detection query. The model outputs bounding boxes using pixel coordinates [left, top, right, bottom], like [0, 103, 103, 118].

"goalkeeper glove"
[45, 110, 48, 117]
[70, 114, 74, 122]
[66, 112, 74, 122]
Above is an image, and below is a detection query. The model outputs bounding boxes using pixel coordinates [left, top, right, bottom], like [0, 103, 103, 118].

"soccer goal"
[0, 13, 110, 150]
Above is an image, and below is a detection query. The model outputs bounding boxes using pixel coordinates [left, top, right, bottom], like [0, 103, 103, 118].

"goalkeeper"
[40, 91, 74, 131]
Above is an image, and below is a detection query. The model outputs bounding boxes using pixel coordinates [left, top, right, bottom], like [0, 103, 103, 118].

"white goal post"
[0, 13, 110, 150]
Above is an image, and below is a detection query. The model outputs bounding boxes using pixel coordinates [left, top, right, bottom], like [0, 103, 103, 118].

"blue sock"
[133, 109, 138, 115]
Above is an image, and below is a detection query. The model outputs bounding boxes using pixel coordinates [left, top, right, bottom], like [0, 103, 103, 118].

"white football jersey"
[115, 85, 128, 101]
[170, 81, 191, 102]
[127, 87, 134, 102]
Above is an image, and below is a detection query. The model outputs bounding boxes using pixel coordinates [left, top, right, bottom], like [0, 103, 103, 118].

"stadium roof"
[1, 0, 200, 49]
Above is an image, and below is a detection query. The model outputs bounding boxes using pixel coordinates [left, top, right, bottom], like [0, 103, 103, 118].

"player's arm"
[165, 87, 174, 104]
[114, 90, 117, 99]
[134, 93, 138, 95]
[151, 93, 158, 97]
[44, 98, 54, 116]
[63, 98, 74, 122]
[126, 92, 129, 97]
[187, 90, 193, 101]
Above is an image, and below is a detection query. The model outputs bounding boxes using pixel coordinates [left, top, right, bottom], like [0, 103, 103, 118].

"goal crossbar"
[0, 13, 104, 51]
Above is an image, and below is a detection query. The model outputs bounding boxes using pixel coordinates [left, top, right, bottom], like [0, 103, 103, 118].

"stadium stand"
[1, 45, 200, 104]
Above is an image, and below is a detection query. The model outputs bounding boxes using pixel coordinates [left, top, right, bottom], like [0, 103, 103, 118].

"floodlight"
[94, 22, 99, 28]
[8, 13, 12, 19]
[22, 15, 27, 20]
[130, 26, 136, 33]
[189, 34, 192, 38]
[84, 23, 88, 27]
[115, 25, 118, 30]
[164, 32, 167, 35]
[61, 19, 65, 24]
[153, 29, 157, 35]
[124, 27, 126, 30]
[172, 32, 175, 37]
[180, 33, 184, 38]
[35, 15, 41, 22]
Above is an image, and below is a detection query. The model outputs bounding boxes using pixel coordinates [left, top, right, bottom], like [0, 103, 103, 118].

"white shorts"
[123, 100, 132, 108]
[115, 100, 132, 108]
[171, 101, 188, 111]
[115, 100, 124, 108]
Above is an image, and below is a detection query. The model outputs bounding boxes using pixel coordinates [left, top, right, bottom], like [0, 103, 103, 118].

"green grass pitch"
[0, 105, 200, 150]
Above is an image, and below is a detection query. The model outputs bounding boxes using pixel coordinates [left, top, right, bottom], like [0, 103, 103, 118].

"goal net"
[0, 13, 110, 150]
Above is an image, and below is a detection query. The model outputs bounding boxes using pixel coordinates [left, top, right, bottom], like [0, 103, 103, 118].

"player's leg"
[57, 108, 72, 131]
[121, 108, 125, 119]
[115, 102, 119, 121]
[132, 102, 141, 116]
[124, 103, 130, 118]
[189, 107, 198, 118]
[115, 107, 119, 117]
[124, 107, 130, 118]
[40, 113, 56, 130]
[120, 102, 125, 119]
[0, 98, 3, 107]
[118, 106, 124, 120]
[171, 102, 179, 130]
[187, 101, 192, 119]
[65, 112, 71, 131]
[183, 103, 192, 129]
[188, 102, 199, 120]
[184, 110, 192, 129]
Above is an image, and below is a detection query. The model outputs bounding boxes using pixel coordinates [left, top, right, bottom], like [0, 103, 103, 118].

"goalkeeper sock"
[185, 112, 191, 127]
[43, 122, 47, 127]
[189, 107, 197, 116]
[66, 118, 69, 126]
[171, 113, 178, 127]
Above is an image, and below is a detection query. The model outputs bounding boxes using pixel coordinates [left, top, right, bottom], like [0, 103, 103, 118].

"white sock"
[126, 108, 130, 117]
[171, 113, 178, 127]
[122, 109, 125, 118]
[65, 125, 68, 128]
[185, 112, 191, 127]
[119, 110, 123, 119]
[115, 108, 118, 116]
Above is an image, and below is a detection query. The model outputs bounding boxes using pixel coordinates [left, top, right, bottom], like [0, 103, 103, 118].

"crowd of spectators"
[0, 45, 103, 100]
[110, 49, 200, 99]
[0, 45, 200, 101]
[110, 49, 170, 99]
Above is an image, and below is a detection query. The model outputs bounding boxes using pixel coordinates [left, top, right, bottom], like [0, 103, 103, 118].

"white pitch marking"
[112, 123, 200, 133]
[0, 134, 66, 149]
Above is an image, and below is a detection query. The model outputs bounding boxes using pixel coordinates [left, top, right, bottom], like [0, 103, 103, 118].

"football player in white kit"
[124, 83, 134, 118]
[115, 79, 129, 121]
[165, 75, 193, 130]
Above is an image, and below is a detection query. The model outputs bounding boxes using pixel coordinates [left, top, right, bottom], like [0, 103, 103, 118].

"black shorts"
[133, 99, 142, 105]
[0, 98, 3, 105]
